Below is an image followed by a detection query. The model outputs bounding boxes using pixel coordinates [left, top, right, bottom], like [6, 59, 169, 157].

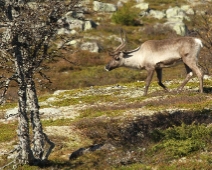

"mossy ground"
[1, 77, 212, 169]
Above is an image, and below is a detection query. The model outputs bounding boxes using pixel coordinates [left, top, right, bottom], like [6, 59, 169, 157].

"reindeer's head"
[105, 31, 126, 71]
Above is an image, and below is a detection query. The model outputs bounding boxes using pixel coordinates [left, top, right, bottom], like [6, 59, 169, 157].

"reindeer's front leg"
[155, 68, 168, 91]
[144, 69, 154, 95]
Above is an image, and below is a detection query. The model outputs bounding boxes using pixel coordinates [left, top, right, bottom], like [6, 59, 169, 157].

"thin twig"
[0, 159, 16, 170]
[42, 132, 55, 160]
[0, 146, 20, 170]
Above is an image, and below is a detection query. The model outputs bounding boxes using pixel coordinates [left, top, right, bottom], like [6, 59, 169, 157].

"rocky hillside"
[1, 0, 212, 169]
[56, 0, 202, 52]
[1, 75, 212, 169]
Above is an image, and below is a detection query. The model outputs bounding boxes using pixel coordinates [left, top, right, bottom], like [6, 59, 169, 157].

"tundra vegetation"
[1, 0, 212, 170]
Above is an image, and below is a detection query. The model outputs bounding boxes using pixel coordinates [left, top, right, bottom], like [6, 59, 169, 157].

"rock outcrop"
[93, 1, 117, 12]
[53, 1, 208, 51]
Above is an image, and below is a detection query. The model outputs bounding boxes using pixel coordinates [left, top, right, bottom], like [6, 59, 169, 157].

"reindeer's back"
[140, 37, 201, 65]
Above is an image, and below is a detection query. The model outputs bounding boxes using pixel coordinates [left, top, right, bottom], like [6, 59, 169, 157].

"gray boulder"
[165, 6, 189, 35]
[93, 1, 117, 12]
[64, 12, 84, 30]
[66, 40, 79, 47]
[181, 5, 194, 15]
[134, 2, 149, 11]
[80, 42, 100, 53]
[57, 9, 97, 33]
[83, 20, 97, 31]
[5, 107, 18, 120]
[57, 28, 71, 35]
[166, 6, 185, 22]
[149, 10, 165, 19]
[164, 21, 187, 36]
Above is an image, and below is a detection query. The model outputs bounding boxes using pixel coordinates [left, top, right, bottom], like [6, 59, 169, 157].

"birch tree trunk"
[17, 83, 34, 164]
[27, 77, 45, 161]
[14, 44, 34, 164]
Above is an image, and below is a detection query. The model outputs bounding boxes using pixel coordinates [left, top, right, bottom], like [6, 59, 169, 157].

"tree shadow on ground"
[104, 109, 212, 148]
[203, 86, 212, 93]
[57, 109, 212, 170]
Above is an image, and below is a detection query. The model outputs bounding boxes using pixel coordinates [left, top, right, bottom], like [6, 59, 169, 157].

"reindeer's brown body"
[105, 37, 203, 95]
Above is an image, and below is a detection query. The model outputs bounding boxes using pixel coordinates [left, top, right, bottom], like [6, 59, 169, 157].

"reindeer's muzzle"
[105, 65, 111, 71]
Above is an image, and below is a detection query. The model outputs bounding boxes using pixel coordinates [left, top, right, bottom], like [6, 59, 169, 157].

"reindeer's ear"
[108, 48, 115, 56]
[123, 50, 127, 54]
[114, 52, 123, 60]
[114, 56, 120, 60]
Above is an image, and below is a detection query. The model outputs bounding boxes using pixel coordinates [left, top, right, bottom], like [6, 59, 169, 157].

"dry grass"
[1, 1, 212, 169]
[145, 0, 188, 10]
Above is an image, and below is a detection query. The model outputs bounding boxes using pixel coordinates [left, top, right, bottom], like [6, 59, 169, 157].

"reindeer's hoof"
[176, 88, 183, 93]
[164, 88, 169, 92]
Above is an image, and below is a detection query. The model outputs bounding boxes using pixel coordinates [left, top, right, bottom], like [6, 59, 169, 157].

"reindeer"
[105, 33, 203, 95]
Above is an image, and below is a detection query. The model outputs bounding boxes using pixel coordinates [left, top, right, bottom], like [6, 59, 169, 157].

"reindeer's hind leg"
[177, 64, 193, 92]
[155, 68, 168, 91]
[195, 66, 203, 93]
[181, 61, 203, 93]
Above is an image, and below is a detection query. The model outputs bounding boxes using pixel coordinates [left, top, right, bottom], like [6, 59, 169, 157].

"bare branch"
[0, 145, 21, 170]
[38, 71, 52, 84]
[42, 133, 55, 160]
[0, 75, 17, 105]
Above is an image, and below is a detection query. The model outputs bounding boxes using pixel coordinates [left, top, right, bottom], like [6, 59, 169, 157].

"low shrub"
[151, 123, 212, 159]
[112, 2, 140, 26]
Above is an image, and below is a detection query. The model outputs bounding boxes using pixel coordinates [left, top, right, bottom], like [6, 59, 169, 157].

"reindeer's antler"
[109, 29, 127, 56]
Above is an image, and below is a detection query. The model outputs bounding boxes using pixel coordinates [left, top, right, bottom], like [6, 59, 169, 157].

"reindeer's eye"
[115, 57, 120, 61]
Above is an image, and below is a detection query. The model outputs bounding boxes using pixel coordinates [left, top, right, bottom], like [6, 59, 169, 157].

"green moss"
[50, 97, 81, 106]
[38, 94, 53, 102]
[17, 165, 38, 170]
[113, 163, 152, 170]
[0, 102, 17, 110]
[142, 17, 166, 25]
[51, 94, 120, 107]
[42, 118, 73, 126]
[79, 108, 123, 118]
[0, 122, 17, 142]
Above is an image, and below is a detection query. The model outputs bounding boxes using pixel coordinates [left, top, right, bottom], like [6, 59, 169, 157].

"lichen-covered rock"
[166, 6, 185, 22]
[83, 20, 97, 31]
[80, 42, 100, 53]
[133, 2, 149, 11]
[181, 5, 194, 15]
[149, 10, 165, 19]
[57, 28, 71, 35]
[93, 1, 117, 12]
[164, 21, 187, 36]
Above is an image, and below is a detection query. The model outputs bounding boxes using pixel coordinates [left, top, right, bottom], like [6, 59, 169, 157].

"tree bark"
[27, 77, 45, 161]
[17, 83, 34, 164]
[14, 42, 34, 164]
